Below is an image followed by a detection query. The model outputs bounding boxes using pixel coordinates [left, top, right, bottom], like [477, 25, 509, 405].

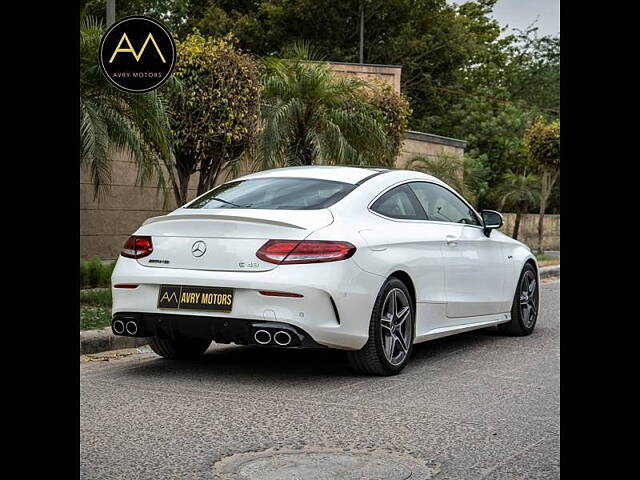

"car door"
[356, 183, 458, 333]
[408, 181, 509, 319]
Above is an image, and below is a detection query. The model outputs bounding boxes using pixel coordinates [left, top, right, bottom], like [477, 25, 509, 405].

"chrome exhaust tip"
[254, 329, 272, 345]
[112, 320, 125, 335]
[273, 330, 292, 346]
[125, 320, 138, 336]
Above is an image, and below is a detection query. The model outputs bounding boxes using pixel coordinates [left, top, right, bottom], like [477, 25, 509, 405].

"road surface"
[80, 281, 559, 479]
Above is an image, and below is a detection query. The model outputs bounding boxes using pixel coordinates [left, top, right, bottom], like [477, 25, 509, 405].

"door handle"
[445, 235, 459, 246]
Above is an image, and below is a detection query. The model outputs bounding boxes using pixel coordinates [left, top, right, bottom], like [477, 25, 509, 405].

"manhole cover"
[212, 448, 439, 480]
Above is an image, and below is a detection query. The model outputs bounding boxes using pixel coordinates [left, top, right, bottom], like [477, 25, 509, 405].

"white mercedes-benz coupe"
[111, 166, 539, 375]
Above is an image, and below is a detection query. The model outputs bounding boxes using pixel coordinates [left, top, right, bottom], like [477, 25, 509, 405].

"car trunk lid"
[133, 209, 333, 272]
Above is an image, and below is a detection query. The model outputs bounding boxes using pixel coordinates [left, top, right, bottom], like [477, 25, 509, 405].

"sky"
[448, 0, 560, 37]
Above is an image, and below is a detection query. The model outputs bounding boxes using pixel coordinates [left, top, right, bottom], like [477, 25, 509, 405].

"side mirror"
[481, 210, 503, 237]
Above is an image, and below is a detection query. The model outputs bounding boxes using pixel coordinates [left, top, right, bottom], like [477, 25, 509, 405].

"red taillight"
[259, 290, 304, 297]
[121, 236, 153, 259]
[256, 240, 356, 265]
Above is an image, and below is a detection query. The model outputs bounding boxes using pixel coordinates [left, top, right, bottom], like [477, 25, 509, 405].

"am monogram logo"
[109, 33, 167, 63]
[160, 290, 178, 303]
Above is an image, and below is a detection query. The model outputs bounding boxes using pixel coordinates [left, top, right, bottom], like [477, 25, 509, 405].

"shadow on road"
[120, 327, 507, 382]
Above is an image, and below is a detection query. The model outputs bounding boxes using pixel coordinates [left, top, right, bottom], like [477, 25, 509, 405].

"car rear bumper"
[112, 312, 325, 348]
[111, 256, 385, 350]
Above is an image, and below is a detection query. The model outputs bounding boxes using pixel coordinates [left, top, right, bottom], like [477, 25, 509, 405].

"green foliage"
[168, 32, 261, 203]
[80, 289, 112, 308]
[80, 307, 112, 331]
[87, 257, 103, 287]
[181, 1, 495, 132]
[407, 154, 465, 192]
[361, 81, 412, 166]
[79, 15, 176, 200]
[80, 259, 89, 287]
[494, 170, 540, 213]
[524, 119, 560, 170]
[177, 1, 558, 210]
[80, 258, 115, 288]
[257, 42, 393, 167]
[81, 0, 191, 34]
[406, 153, 484, 205]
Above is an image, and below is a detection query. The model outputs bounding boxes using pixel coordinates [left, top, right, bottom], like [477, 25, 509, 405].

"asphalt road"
[80, 280, 559, 480]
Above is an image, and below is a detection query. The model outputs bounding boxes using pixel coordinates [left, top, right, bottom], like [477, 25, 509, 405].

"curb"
[80, 327, 148, 355]
[540, 265, 560, 279]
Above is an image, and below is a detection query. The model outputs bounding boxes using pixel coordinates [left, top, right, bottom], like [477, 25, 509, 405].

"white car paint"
[112, 166, 537, 350]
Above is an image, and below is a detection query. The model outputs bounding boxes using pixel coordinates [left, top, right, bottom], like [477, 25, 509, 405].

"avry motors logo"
[191, 241, 207, 257]
[99, 16, 176, 93]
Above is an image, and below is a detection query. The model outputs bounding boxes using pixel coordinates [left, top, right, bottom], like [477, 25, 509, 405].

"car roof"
[236, 165, 393, 185]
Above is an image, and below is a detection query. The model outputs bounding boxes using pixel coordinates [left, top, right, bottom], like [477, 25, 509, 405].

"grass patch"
[80, 288, 112, 330]
[80, 306, 112, 330]
[80, 288, 112, 307]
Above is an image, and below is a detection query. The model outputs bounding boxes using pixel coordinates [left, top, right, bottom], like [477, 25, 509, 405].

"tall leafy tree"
[167, 33, 261, 205]
[180, 0, 492, 130]
[524, 119, 560, 253]
[80, 15, 174, 198]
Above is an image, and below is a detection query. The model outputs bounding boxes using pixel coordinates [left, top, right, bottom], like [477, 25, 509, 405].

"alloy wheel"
[519, 270, 538, 328]
[380, 288, 412, 366]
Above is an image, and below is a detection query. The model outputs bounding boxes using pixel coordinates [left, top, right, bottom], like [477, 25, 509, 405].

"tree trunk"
[537, 169, 560, 254]
[513, 210, 522, 240]
[177, 170, 190, 206]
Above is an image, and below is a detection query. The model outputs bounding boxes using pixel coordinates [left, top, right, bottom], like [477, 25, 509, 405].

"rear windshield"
[186, 177, 356, 210]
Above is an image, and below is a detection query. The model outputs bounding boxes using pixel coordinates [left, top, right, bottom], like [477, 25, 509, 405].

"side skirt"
[414, 313, 511, 344]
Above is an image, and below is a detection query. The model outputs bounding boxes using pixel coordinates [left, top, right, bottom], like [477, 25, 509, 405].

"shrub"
[80, 259, 89, 287]
[80, 258, 116, 288]
[360, 81, 412, 166]
[87, 257, 103, 287]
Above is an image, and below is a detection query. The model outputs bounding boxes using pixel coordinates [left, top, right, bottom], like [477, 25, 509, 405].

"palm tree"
[80, 15, 175, 199]
[406, 153, 485, 203]
[257, 42, 390, 168]
[495, 170, 541, 240]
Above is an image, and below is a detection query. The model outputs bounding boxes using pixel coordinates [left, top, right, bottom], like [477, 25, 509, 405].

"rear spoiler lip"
[142, 213, 307, 230]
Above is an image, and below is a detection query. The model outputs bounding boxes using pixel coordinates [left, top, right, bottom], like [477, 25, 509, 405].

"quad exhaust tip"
[273, 330, 292, 346]
[254, 329, 272, 345]
[125, 321, 138, 336]
[112, 320, 125, 335]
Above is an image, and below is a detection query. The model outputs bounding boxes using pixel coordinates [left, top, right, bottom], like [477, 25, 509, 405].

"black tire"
[498, 263, 539, 336]
[148, 336, 211, 359]
[347, 277, 415, 376]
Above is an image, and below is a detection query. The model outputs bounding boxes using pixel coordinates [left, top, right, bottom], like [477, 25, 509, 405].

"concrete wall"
[501, 214, 560, 251]
[397, 130, 466, 168]
[80, 150, 200, 259]
[328, 62, 402, 94]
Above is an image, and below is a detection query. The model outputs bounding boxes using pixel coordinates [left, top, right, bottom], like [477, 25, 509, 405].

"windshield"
[186, 177, 356, 210]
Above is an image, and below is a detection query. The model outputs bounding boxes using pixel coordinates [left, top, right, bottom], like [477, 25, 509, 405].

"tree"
[494, 170, 540, 240]
[80, 15, 174, 199]
[257, 43, 393, 167]
[180, 1, 499, 130]
[167, 33, 260, 205]
[524, 119, 560, 253]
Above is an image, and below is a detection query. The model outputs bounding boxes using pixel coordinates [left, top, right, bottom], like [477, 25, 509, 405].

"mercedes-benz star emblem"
[191, 240, 207, 257]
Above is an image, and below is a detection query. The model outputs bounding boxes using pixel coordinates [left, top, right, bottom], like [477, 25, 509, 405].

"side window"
[370, 185, 427, 220]
[408, 182, 481, 226]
